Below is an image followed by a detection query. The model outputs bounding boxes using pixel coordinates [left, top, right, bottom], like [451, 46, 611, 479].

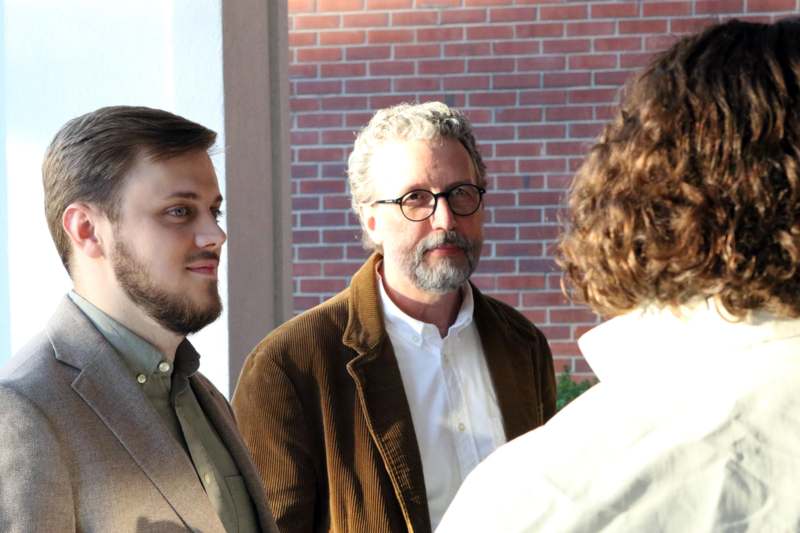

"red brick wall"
[287, 0, 799, 379]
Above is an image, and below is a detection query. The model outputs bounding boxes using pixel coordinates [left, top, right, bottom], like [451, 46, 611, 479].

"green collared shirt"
[69, 291, 257, 533]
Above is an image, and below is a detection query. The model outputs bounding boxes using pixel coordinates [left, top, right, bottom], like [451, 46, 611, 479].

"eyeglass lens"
[401, 185, 482, 221]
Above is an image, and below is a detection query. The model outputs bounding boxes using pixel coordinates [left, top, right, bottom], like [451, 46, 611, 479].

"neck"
[72, 283, 184, 362]
[380, 264, 463, 338]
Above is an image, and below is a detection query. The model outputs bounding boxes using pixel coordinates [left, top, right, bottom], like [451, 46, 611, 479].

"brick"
[346, 245, 370, 261]
[519, 158, 567, 173]
[519, 225, 560, 240]
[495, 107, 542, 122]
[550, 308, 599, 324]
[323, 195, 352, 210]
[290, 98, 321, 112]
[292, 229, 320, 244]
[318, 0, 364, 10]
[370, 94, 412, 109]
[515, 23, 564, 38]
[594, 37, 642, 52]
[346, 46, 391, 60]
[289, 32, 317, 47]
[346, 78, 391, 93]
[494, 208, 540, 223]
[321, 129, 358, 144]
[642, 2, 692, 17]
[322, 62, 366, 78]
[391, 10, 439, 26]
[537, 325, 571, 340]
[567, 21, 616, 37]
[465, 0, 513, 5]
[595, 70, 634, 86]
[345, 112, 374, 127]
[296, 80, 342, 95]
[493, 74, 540, 90]
[489, 7, 536, 23]
[493, 40, 539, 56]
[542, 38, 591, 54]
[518, 124, 566, 139]
[519, 191, 565, 206]
[418, 27, 464, 42]
[301, 278, 349, 293]
[289, 64, 318, 79]
[520, 257, 558, 273]
[395, 44, 441, 59]
[292, 261, 321, 277]
[748, 0, 797, 11]
[569, 122, 605, 138]
[292, 131, 319, 145]
[484, 192, 516, 207]
[472, 125, 516, 140]
[295, 15, 340, 30]
[543, 72, 591, 88]
[394, 77, 441, 92]
[291, 164, 318, 179]
[369, 61, 415, 76]
[299, 212, 347, 227]
[320, 30, 365, 46]
[549, 342, 581, 356]
[297, 47, 342, 63]
[540, 5, 588, 20]
[297, 113, 342, 128]
[320, 96, 369, 110]
[298, 149, 345, 163]
[293, 296, 322, 312]
[645, 34, 681, 52]
[474, 258, 516, 273]
[321, 163, 347, 178]
[366, 0, 411, 6]
[342, 13, 389, 28]
[669, 17, 717, 34]
[495, 241, 541, 257]
[419, 60, 465, 75]
[517, 56, 566, 71]
[495, 142, 543, 157]
[485, 159, 517, 175]
[620, 19, 668, 34]
[590, 2, 639, 18]
[521, 309, 547, 323]
[468, 58, 515, 73]
[546, 174, 574, 189]
[696, 0, 744, 13]
[323, 262, 362, 277]
[443, 76, 491, 90]
[368, 29, 414, 44]
[497, 274, 546, 290]
[519, 90, 567, 105]
[484, 226, 517, 240]
[469, 92, 517, 107]
[446, 42, 493, 57]
[568, 54, 617, 70]
[288, 0, 315, 13]
[441, 9, 487, 24]
[292, 197, 320, 211]
[322, 229, 361, 243]
[621, 52, 656, 69]
[568, 88, 619, 104]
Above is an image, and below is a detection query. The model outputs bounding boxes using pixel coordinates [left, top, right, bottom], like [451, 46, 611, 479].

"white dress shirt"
[438, 299, 800, 532]
[378, 274, 506, 530]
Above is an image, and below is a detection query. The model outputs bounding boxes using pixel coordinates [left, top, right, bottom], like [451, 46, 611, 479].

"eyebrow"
[164, 191, 224, 204]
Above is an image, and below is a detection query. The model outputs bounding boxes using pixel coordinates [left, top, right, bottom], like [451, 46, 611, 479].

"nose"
[430, 196, 457, 231]
[196, 215, 227, 249]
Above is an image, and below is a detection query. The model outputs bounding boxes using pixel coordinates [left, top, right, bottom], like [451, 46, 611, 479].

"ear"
[360, 204, 383, 248]
[62, 203, 107, 260]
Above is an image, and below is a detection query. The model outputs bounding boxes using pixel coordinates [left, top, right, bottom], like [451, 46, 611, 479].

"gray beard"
[404, 230, 481, 294]
[112, 239, 222, 335]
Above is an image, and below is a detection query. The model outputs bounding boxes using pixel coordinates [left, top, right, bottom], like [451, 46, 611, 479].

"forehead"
[368, 137, 476, 197]
[120, 150, 220, 203]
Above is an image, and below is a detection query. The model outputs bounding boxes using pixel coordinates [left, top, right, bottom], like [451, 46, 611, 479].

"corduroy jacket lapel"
[46, 297, 226, 533]
[342, 255, 432, 533]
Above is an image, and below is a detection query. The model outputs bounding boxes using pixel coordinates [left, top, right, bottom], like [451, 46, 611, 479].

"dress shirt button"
[458, 422, 466, 432]
[136, 374, 147, 384]
[158, 361, 171, 373]
[203, 473, 212, 485]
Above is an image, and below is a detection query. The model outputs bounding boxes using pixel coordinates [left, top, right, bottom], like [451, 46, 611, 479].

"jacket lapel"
[47, 297, 226, 533]
[343, 255, 432, 533]
[472, 287, 542, 440]
[191, 376, 279, 533]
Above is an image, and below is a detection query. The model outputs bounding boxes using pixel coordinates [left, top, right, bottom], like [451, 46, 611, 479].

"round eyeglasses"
[372, 183, 486, 222]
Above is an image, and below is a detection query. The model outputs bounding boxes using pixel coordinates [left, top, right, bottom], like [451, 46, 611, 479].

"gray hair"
[347, 101, 487, 250]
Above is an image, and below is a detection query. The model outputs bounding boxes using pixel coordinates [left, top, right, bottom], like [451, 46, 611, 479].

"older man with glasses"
[232, 101, 556, 533]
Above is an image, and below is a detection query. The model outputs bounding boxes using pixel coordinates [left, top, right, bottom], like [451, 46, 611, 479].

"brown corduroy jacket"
[232, 254, 557, 533]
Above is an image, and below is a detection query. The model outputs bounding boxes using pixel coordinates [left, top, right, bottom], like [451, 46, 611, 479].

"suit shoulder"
[0, 330, 60, 388]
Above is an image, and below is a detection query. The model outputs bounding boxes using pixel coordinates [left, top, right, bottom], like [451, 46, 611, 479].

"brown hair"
[43, 106, 216, 273]
[558, 18, 800, 318]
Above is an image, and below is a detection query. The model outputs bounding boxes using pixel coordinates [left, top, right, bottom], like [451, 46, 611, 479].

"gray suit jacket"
[0, 297, 278, 533]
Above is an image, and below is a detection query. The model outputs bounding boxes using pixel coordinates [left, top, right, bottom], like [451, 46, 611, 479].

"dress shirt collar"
[68, 290, 200, 383]
[376, 266, 475, 345]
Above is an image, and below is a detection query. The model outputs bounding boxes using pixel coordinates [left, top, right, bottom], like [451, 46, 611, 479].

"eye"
[212, 207, 224, 221]
[166, 206, 191, 218]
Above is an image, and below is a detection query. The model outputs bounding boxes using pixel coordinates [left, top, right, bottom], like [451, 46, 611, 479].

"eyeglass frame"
[371, 183, 487, 222]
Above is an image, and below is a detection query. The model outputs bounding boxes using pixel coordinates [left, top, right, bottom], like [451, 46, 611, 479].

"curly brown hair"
[558, 18, 800, 318]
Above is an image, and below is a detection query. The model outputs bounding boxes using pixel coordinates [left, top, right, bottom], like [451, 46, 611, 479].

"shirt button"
[203, 473, 212, 485]
[158, 361, 171, 373]
[458, 423, 466, 432]
[136, 374, 147, 384]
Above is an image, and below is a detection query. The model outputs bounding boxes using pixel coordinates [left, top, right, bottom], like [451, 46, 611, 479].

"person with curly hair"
[438, 17, 800, 532]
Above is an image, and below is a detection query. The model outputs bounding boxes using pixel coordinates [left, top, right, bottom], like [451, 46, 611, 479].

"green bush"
[556, 369, 595, 411]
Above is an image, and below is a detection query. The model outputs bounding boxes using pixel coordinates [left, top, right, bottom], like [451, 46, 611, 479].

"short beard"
[112, 240, 222, 336]
[403, 230, 481, 294]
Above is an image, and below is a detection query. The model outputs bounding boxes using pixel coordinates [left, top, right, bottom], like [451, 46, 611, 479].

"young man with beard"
[233, 101, 556, 533]
[0, 106, 278, 533]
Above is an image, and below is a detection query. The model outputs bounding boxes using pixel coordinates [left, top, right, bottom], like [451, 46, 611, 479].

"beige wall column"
[222, 0, 292, 393]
